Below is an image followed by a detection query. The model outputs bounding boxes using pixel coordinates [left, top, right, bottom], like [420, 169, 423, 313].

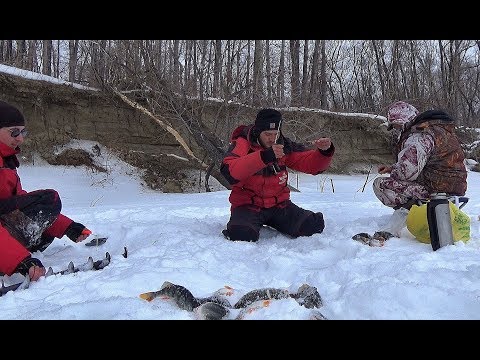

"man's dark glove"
[15, 256, 44, 276]
[319, 143, 335, 156]
[260, 148, 276, 164]
[64, 221, 87, 241]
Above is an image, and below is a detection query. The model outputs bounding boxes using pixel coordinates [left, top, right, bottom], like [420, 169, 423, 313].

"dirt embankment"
[2, 71, 476, 192]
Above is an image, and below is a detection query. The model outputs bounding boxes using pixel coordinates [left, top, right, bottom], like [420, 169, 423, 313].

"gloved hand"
[65, 222, 92, 243]
[15, 256, 46, 281]
[76, 228, 92, 242]
[260, 147, 276, 164]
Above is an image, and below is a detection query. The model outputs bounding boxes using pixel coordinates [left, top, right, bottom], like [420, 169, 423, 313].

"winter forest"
[1, 40, 480, 127]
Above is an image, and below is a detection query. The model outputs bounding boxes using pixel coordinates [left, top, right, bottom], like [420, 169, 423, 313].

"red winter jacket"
[0, 143, 73, 275]
[220, 125, 335, 209]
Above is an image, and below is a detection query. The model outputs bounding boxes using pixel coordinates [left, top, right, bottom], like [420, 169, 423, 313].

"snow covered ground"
[1, 140, 479, 320]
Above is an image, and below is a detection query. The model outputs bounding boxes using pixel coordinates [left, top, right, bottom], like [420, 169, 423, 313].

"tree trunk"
[252, 40, 264, 106]
[290, 40, 301, 106]
[42, 40, 52, 76]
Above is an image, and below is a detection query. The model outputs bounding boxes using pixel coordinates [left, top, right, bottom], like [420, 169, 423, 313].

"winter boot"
[222, 229, 230, 240]
[380, 207, 409, 237]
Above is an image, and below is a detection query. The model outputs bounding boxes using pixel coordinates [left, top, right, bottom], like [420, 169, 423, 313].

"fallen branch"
[112, 88, 209, 170]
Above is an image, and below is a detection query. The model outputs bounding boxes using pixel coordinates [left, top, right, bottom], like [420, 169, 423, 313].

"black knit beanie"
[255, 108, 282, 132]
[0, 100, 25, 128]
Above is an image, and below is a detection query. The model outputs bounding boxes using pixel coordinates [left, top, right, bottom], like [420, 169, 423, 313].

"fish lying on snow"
[139, 281, 201, 311]
[140, 281, 327, 320]
[236, 300, 273, 320]
[233, 288, 290, 309]
[194, 301, 230, 320]
[140, 281, 229, 319]
[289, 284, 323, 309]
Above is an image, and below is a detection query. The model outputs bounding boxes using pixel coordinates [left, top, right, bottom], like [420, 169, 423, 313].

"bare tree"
[171, 40, 181, 91]
[68, 40, 79, 83]
[213, 40, 222, 98]
[308, 40, 320, 107]
[252, 40, 264, 106]
[290, 40, 301, 106]
[42, 40, 52, 76]
[15, 40, 26, 68]
[277, 40, 286, 107]
[265, 40, 273, 104]
[438, 40, 468, 117]
[4, 40, 13, 63]
[26, 40, 37, 71]
[301, 40, 309, 105]
[371, 40, 386, 102]
[224, 40, 234, 99]
[52, 40, 60, 78]
[319, 40, 327, 108]
[408, 40, 420, 100]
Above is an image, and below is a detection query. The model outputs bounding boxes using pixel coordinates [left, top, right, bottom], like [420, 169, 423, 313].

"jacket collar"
[0, 142, 20, 158]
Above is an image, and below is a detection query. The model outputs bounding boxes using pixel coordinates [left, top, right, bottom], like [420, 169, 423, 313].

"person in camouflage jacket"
[373, 101, 467, 210]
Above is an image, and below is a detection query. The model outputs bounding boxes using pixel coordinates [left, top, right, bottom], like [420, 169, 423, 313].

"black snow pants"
[224, 200, 325, 242]
[0, 189, 62, 252]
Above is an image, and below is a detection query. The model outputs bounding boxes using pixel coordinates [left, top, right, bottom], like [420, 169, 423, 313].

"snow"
[1, 140, 479, 320]
[0, 64, 98, 91]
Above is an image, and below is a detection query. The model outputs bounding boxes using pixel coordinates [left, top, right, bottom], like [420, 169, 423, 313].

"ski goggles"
[8, 128, 28, 138]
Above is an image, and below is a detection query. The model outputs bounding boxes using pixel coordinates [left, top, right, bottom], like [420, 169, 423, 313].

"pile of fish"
[140, 281, 327, 320]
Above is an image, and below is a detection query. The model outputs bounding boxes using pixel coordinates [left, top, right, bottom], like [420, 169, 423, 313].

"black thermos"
[427, 193, 454, 251]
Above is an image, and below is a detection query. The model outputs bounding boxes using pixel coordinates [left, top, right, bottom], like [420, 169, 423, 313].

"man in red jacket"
[220, 108, 334, 242]
[0, 100, 92, 281]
